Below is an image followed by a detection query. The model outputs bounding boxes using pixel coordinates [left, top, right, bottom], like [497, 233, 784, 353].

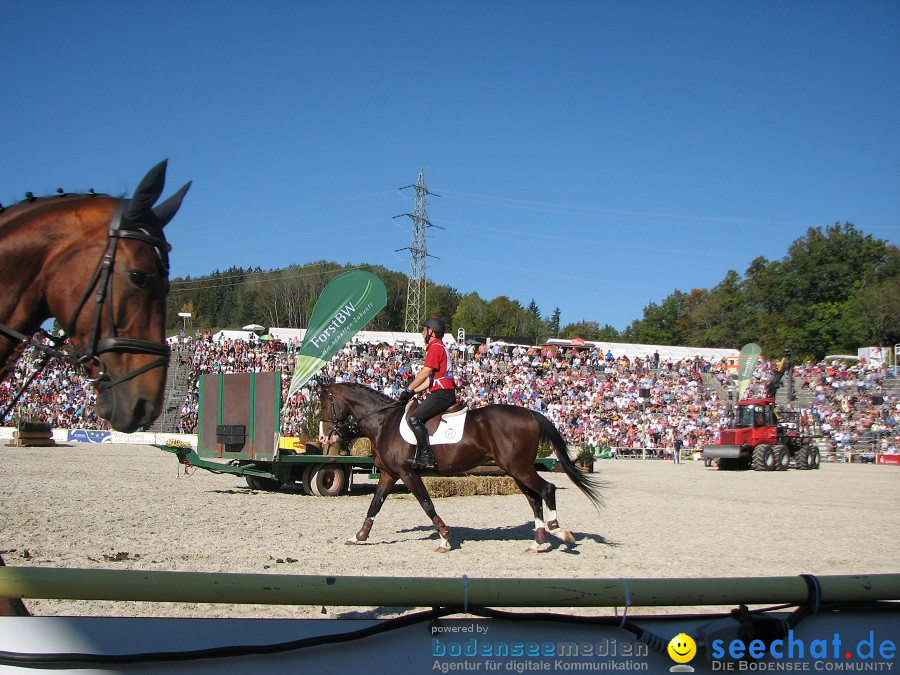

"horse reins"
[0, 201, 172, 417]
[319, 383, 402, 443]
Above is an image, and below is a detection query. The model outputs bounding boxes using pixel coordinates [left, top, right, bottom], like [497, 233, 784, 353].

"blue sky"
[2, 2, 898, 333]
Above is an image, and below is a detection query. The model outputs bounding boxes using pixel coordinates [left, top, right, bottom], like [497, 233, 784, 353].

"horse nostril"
[136, 398, 158, 426]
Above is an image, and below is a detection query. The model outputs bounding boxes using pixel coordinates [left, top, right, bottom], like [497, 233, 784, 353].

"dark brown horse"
[0, 161, 190, 616]
[317, 379, 604, 553]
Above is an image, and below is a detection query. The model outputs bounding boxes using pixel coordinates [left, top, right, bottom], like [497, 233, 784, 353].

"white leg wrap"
[545, 510, 575, 543]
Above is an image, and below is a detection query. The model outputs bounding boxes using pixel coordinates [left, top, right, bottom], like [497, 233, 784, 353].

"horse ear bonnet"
[123, 160, 191, 230]
[124, 160, 168, 222]
[152, 181, 191, 227]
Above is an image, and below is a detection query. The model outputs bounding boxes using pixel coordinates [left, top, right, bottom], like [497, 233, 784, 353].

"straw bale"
[349, 437, 373, 457]
[422, 475, 519, 498]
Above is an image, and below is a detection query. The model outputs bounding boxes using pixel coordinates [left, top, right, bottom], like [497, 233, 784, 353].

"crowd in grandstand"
[2, 331, 897, 455]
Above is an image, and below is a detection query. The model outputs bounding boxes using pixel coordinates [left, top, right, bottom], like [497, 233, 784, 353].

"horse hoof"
[435, 543, 452, 553]
[525, 542, 551, 554]
[556, 530, 576, 544]
[548, 527, 576, 544]
[344, 538, 359, 546]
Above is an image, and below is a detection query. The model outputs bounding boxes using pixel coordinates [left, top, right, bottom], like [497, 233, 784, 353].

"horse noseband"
[80, 338, 171, 392]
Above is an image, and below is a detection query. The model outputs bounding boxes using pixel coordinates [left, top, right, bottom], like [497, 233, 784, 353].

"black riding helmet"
[422, 316, 445, 337]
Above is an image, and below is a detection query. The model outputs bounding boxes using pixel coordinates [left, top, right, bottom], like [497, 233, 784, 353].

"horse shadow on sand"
[216, 482, 619, 549]
[382, 522, 616, 552]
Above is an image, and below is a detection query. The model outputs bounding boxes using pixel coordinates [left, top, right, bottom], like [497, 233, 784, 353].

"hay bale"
[21, 421, 53, 433]
[349, 437, 373, 457]
[422, 475, 519, 498]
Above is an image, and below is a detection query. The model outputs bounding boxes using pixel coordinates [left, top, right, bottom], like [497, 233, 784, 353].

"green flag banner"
[285, 270, 387, 401]
[736, 342, 762, 401]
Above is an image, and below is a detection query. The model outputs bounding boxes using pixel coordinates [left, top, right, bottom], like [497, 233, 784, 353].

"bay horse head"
[315, 377, 358, 446]
[0, 160, 191, 433]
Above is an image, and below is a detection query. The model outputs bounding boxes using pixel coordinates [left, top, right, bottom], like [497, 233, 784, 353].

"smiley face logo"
[667, 633, 697, 664]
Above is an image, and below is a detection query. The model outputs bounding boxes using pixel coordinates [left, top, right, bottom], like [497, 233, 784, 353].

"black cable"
[1, 600, 896, 668]
[0, 606, 457, 668]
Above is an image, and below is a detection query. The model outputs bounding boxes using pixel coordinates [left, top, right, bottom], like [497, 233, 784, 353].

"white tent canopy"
[210, 329, 260, 342]
[544, 339, 738, 362]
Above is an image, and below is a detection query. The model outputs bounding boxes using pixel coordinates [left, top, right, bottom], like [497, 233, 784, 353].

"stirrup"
[407, 449, 435, 470]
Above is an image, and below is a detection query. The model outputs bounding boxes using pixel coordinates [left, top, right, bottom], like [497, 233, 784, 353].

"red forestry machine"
[703, 350, 822, 471]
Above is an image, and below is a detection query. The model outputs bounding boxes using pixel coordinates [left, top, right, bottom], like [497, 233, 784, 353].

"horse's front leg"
[401, 470, 452, 553]
[346, 473, 397, 545]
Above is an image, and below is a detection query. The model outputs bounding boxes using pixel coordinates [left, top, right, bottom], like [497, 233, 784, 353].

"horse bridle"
[319, 386, 360, 442]
[65, 202, 171, 392]
[318, 381, 402, 442]
[0, 201, 171, 416]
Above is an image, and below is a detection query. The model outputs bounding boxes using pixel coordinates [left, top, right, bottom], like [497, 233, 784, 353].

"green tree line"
[166, 222, 899, 361]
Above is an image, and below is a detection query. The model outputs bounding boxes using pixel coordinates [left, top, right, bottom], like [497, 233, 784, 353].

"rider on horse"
[398, 316, 456, 470]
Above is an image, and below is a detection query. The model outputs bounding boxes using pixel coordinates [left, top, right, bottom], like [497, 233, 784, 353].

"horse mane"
[0, 193, 111, 231]
[1, 190, 111, 211]
[335, 381, 394, 404]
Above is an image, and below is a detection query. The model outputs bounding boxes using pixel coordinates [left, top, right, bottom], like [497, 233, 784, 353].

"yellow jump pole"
[0, 568, 898, 608]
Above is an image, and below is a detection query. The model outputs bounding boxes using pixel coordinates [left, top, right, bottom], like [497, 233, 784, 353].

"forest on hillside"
[166, 222, 899, 361]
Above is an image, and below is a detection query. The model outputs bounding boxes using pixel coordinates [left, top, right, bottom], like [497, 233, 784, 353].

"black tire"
[751, 444, 775, 471]
[809, 447, 821, 470]
[773, 445, 789, 471]
[310, 464, 351, 497]
[246, 475, 282, 491]
[795, 446, 810, 470]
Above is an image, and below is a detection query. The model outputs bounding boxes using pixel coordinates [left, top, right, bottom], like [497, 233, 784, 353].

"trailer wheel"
[773, 445, 789, 471]
[246, 475, 282, 491]
[300, 465, 317, 496]
[310, 464, 351, 497]
[751, 444, 775, 471]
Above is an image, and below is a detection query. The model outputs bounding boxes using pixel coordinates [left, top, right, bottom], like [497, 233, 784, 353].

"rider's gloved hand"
[398, 388, 415, 403]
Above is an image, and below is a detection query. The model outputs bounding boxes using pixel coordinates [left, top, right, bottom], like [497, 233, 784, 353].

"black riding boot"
[407, 418, 436, 470]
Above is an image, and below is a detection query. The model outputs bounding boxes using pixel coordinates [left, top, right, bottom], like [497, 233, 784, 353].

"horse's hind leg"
[513, 473, 576, 550]
[539, 481, 576, 545]
[400, 470, 452, 553]
[512, 479, 553, 553]
[346, 473, 397, 545]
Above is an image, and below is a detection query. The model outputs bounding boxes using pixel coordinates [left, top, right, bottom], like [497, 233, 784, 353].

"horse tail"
[532, 410, 605, 513]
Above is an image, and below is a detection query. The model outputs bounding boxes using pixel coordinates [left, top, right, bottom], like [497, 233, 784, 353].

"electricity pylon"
[395, 170, 440, 332]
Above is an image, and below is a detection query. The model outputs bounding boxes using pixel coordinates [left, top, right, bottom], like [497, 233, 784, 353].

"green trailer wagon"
[157, 371, 555, 497]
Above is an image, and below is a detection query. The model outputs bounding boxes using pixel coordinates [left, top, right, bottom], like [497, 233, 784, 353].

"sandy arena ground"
[1, 443, 897, 618]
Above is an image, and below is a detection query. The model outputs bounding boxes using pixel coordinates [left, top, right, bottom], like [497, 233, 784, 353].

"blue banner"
[67, 429, 111, 443]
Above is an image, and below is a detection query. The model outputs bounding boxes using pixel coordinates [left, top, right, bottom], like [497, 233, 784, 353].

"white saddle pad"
[399, 406, 468, 446]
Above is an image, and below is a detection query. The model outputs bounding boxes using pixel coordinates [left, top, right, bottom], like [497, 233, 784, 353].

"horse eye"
[129, 270, 150, 288]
